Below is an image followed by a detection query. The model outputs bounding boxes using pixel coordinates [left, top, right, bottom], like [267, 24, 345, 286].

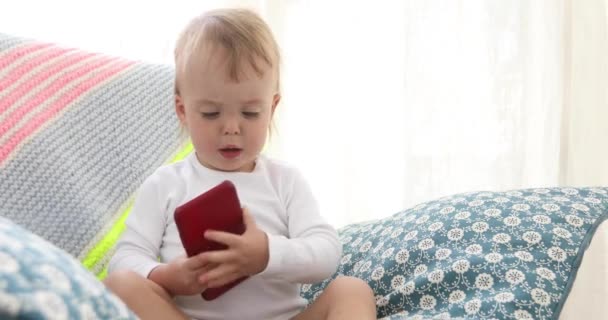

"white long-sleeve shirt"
[108, 153, 342, 320]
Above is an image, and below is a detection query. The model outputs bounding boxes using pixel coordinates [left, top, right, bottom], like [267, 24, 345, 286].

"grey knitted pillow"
[0, 32, 190, 277]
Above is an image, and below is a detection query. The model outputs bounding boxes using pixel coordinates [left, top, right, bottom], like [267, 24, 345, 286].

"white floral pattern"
[475, 273, 494, 290]
[435, 248, 451, 260]
[503, 215, 521, 226]
[452, 260, 470, 274]
[0, 218, 136, 320]
[447, 229, 464, 241]
[465, 244, 482, 255]
[464, 299, 481, 315]
[531, 288, 551, 306]
[418, 239, 435, 250]
[419, 295, 437, 310]
[506, 269, 525, 285]
[536, 267, 556, 280]
[427, 270, 444, 284]
[484, 253, 503, 264]
[395, 250, 410, 264]
[454, 211, 471, 220]
[303, 188, 608, 320]
[448, 290, 466, 304]
[514, 309, 533, 320]
[522, 231, 542, 244]
[515, 251, 534, 262]
[494, 292, 514, 303]
[471, 222, 489, 233]
[391, 275, 405, 290]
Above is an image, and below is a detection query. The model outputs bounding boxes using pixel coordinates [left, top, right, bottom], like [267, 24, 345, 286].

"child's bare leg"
[293, 276, 377, 320]
[103, 270, 189, 320]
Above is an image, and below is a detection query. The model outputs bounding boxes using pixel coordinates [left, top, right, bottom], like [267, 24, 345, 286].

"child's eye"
[201, 112, 220, 119]
[242, 112, 260, 118]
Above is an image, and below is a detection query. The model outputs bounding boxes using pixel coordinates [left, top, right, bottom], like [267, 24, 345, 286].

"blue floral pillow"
[0, 217, 137, 319]
[302, 187, 608, 320]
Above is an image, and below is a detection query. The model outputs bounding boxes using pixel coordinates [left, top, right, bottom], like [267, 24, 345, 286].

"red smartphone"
[174, 180, 248, 300]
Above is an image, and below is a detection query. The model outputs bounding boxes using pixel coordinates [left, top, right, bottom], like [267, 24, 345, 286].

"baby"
[104, 8, 377, 320]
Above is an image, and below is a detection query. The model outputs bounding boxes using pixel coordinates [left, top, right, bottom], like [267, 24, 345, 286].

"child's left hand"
[198, 207, 269, 288]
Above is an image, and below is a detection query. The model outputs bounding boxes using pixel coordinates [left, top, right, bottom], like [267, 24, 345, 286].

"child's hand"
[198, 207, 269, 288]
[149, 254, 216, 297]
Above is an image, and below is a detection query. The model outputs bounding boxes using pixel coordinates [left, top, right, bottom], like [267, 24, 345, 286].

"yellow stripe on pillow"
[83, 142, 193, 279]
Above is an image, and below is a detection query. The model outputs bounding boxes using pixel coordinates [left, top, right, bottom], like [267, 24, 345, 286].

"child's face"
[176, 50, 280, 172]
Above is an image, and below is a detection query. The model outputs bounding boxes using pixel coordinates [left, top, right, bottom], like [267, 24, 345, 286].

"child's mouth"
[219, 148, 242, 159]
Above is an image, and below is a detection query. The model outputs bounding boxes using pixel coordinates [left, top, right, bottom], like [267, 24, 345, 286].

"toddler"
[104, 8, 376, 320]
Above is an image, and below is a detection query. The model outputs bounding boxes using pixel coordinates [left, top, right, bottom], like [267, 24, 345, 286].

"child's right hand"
[148, 254, 216, 297]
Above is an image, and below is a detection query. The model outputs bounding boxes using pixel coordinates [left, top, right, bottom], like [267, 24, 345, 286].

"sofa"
[1, 32, 607, 320]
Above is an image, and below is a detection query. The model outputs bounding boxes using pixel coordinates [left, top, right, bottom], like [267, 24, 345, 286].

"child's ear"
[271, 93, 281, 115]
[175, 94, 187, 125]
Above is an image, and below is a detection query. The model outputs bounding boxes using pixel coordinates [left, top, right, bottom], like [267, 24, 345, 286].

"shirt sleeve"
[259, 169, 342, 284]
[108, 173, 166, 278]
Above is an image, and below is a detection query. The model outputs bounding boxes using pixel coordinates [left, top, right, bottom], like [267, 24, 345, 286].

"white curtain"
[561, 0, 608, 187]
[1, 0, 606, 227]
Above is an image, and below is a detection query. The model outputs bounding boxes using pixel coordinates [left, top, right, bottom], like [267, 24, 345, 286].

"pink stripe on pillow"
[0, 43, 54, 73]
[0, 55, 116, 137]
[0, 60, 135, 165]
[0, 51, 97, 115]
[0, 46, 76, 95]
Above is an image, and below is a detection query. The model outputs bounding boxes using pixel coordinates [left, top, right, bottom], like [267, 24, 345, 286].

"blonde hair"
[174, 8, 281, 94]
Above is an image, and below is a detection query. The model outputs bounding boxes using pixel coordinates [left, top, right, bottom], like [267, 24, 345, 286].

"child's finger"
[207, 272, 242, 289]
[184, 253, 211, 270]
[200, 262, 219, 274]
[199, 249, 237, 265]
[204, 230, 241, 247]
[199, 264, 237, 285]
[190, 262, 219, 275]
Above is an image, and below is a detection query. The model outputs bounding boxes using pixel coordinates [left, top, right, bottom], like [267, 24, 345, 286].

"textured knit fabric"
[109, 152, 342, 320]
[0, 32, 187, 276]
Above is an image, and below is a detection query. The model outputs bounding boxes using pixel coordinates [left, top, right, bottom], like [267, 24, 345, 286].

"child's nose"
[222, 117, 241, 135]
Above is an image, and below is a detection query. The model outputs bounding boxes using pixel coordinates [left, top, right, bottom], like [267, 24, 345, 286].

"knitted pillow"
[0, 32, 191, 278]
[302, 187, 608, 319]
[0, 217, 137, 319]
